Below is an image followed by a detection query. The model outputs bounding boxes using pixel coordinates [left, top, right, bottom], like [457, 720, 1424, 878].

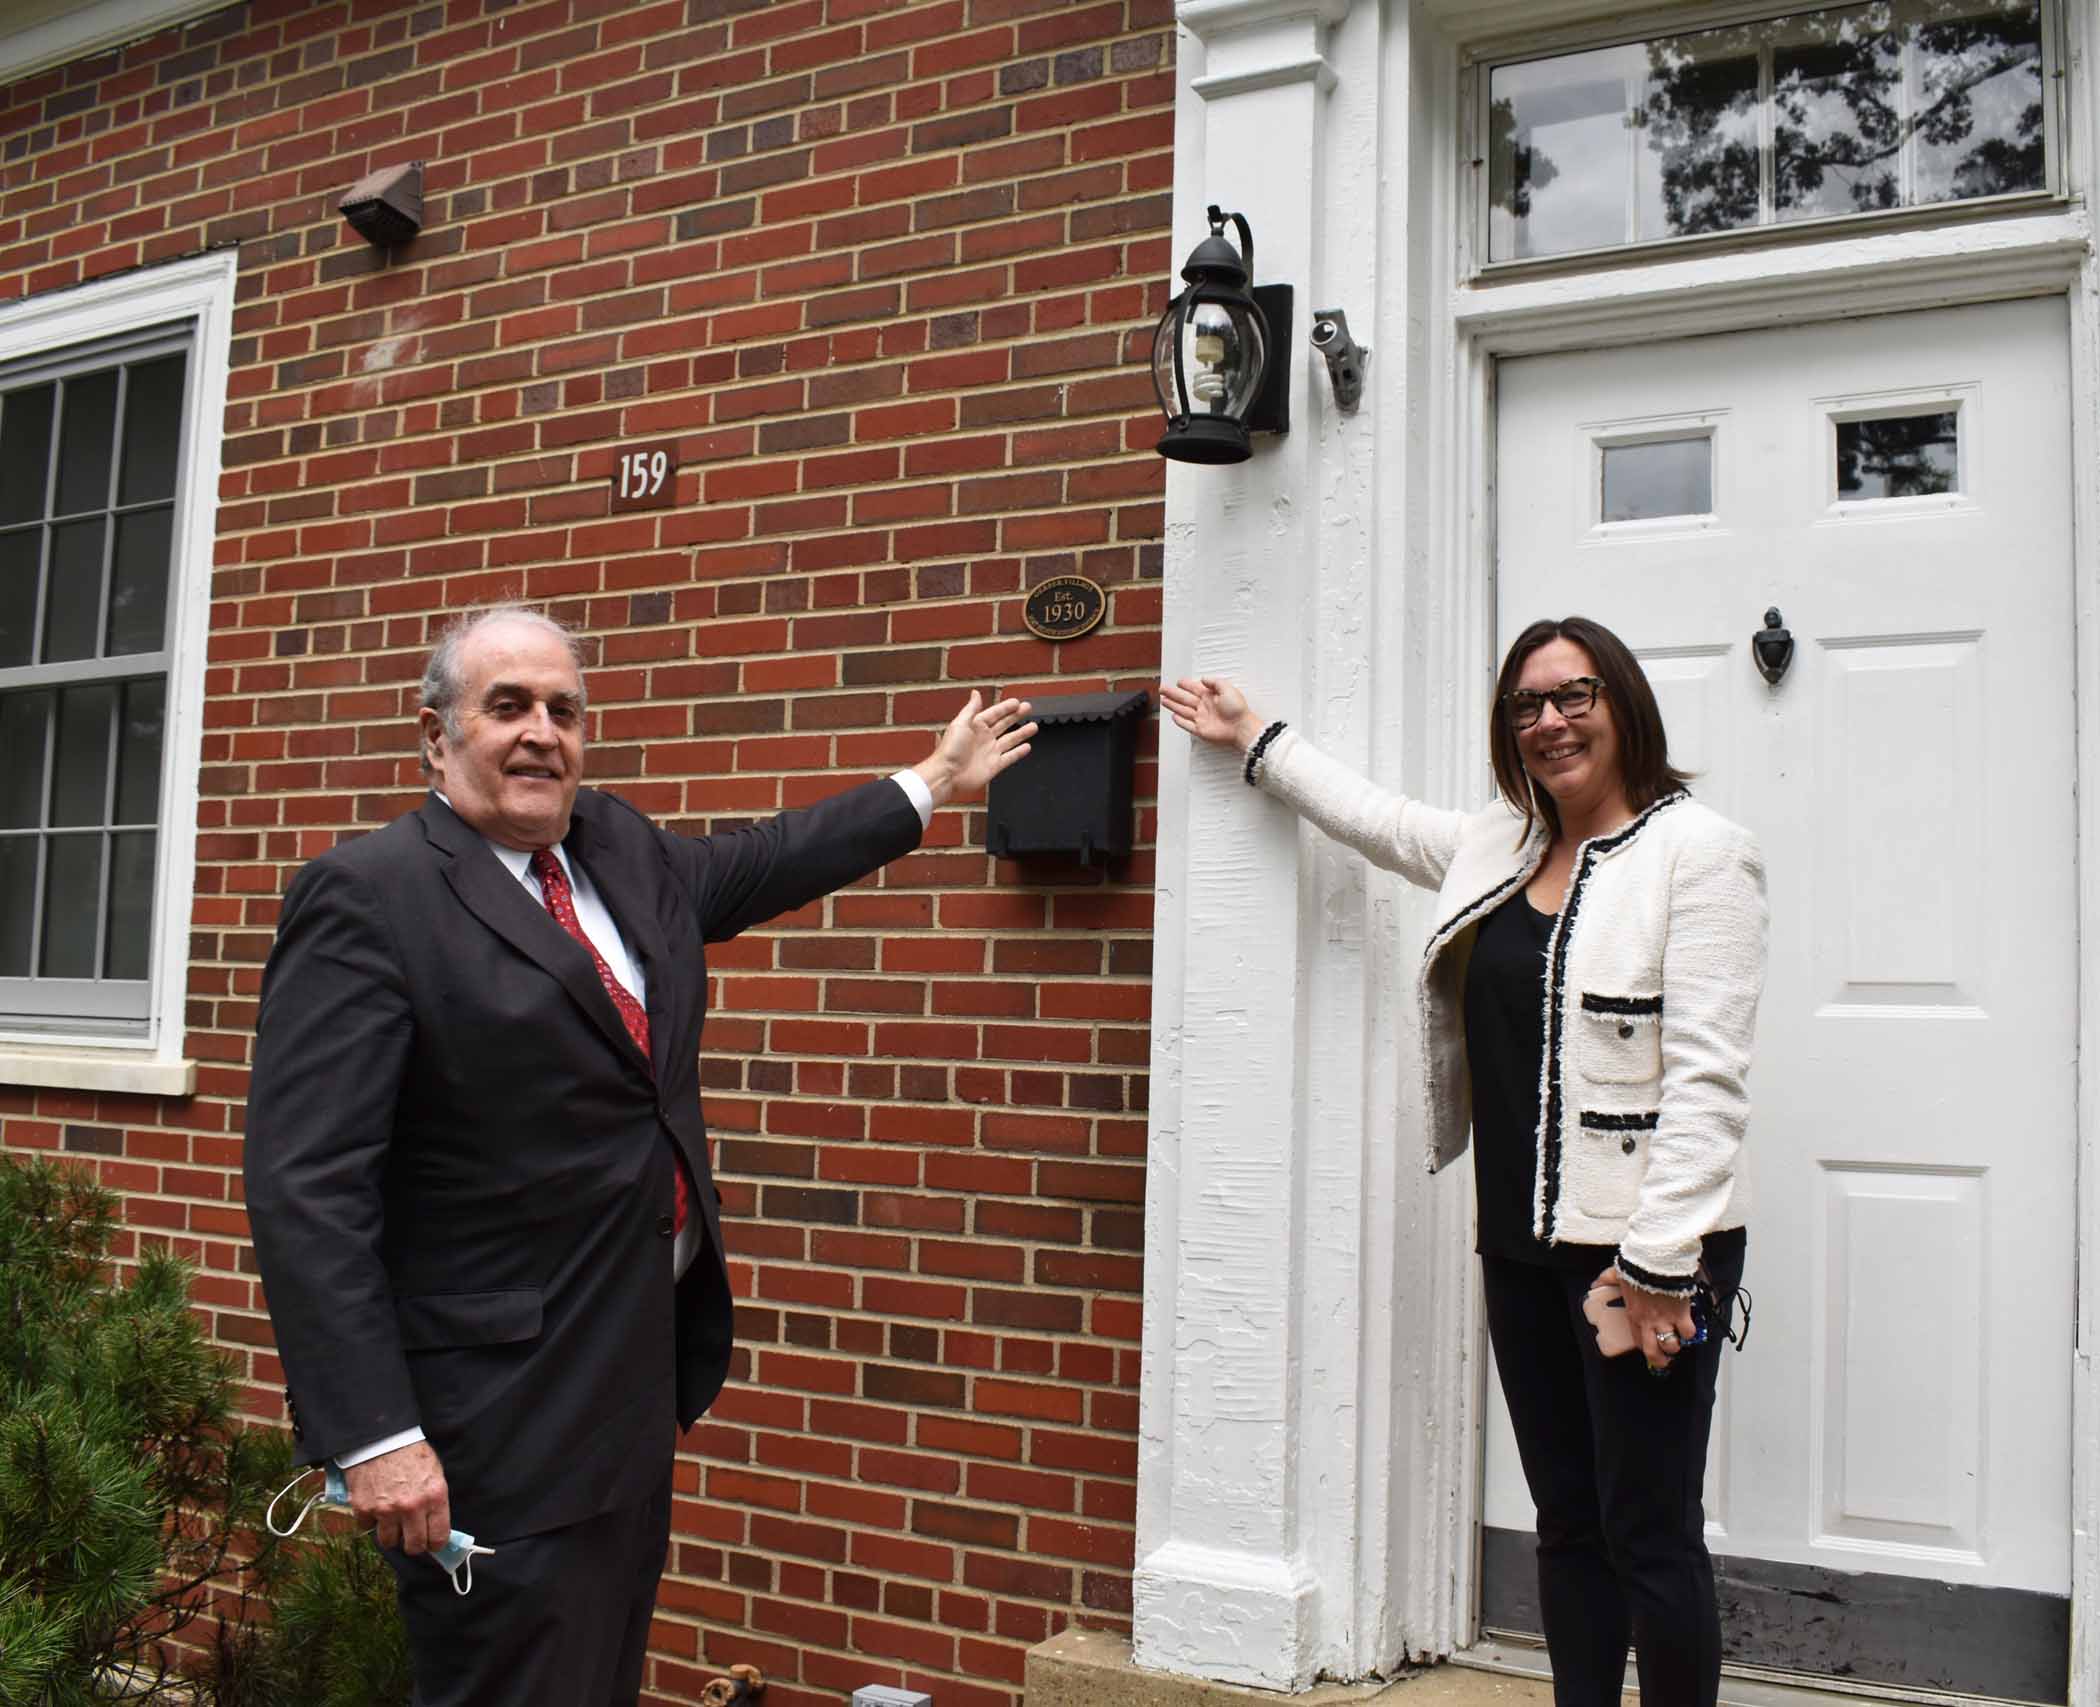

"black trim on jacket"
[1536, 792, 1689, 1243]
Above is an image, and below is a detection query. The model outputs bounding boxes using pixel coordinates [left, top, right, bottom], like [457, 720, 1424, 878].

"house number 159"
[608, 441, 678, 512]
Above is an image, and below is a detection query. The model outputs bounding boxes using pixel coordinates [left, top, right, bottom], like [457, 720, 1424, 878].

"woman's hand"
[1161, 676, 1266, 753]
[1601, 1266, 1698, 1372]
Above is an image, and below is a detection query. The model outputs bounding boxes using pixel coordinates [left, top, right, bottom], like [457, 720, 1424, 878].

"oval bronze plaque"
[1023, 574, 1106, 642]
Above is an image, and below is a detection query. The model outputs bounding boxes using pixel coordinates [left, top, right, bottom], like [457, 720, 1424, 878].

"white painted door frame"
[1141, 1, 2098, 1695]
[1400, 4, 2100, 1699]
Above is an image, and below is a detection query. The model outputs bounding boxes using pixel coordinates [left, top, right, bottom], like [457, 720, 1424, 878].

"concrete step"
[1027, 1629, 1934, 1707]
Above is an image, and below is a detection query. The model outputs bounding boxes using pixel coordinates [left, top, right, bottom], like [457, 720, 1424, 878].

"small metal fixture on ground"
[849, 1688, 933, 1706]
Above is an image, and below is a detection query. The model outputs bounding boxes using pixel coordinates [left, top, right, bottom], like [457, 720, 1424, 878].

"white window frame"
[0, 251, 234, 1097]
[0, 0, 231, 86]
[1468, 0, 2068, 278]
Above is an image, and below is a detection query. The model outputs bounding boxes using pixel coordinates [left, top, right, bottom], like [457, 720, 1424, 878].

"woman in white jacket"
[1163, 614, 1765, 1707]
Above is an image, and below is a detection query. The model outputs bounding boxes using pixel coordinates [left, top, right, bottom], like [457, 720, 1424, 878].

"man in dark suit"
[243, 606, 1033, 1705]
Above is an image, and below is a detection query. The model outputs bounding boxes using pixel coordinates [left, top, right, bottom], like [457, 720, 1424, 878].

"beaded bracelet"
[1242, 720, 1287, 786]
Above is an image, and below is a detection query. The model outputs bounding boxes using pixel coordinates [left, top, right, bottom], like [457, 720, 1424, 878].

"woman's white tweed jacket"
[1254, 728, 1767, 1295]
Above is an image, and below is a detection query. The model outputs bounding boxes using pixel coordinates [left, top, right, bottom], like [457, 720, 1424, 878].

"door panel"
[1483, 299, 2075, 1699]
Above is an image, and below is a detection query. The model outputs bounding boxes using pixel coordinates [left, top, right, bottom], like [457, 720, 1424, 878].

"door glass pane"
[1837, 410, 1960, 497]
[118, 355, 186, 506]
[1602, 436, 1713, 520]
[0, 525, 37, 668]
[39, 832, 101, 978]
[51, 682, 114, 828]
[0, 836, 34, 976]
[0, 689, 51, 828]
[108, 506, 172, 657]
[115, 678, 165, 826]
[42, 517, 106, 664]
[55, 370, 118, 517]
[105, 829, 155, 981]
[1913, 1, 2047, 203]
[0, 383, 53, 525]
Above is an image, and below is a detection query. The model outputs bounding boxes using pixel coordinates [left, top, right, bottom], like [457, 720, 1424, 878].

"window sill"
[0, 1047, 197, 1097]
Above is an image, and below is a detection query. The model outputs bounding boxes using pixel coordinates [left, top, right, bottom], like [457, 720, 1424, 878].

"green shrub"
[0, 1154, 407, 1706]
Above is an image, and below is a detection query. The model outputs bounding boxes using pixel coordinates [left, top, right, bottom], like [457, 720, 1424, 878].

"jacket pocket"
[1577, 991, 1662, 1085]
[395, 1286, 543, 1351]
[1575, 1108, 1657, 1220]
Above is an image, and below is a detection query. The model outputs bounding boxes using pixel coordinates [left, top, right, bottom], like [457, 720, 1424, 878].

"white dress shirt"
[337, 773, 934, 1469]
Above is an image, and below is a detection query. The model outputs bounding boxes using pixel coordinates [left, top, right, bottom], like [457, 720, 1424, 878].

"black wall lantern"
[1150, 206, 1292, 465]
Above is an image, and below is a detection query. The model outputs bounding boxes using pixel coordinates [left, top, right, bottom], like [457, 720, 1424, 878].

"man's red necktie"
[529, 848, 687, 1235]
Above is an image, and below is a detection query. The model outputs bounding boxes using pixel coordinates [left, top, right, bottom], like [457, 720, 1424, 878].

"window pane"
[1773, 11, 1906, 221]
[42, 517, 106, 664]
[1602, 437, 1713, 520]
[55, 370, 118, 517]
[0, 383, 53, 525]
[105, 829, 155, 981]
[1913, 0, 2046, 202]
[0, 836, 34, 976]
[0, 524, 37, 669]
[51, 682, 115, 829]
[39, 832, 101, 978]
[1637, 30, 1763, 239]
[0, 689, 51, 828]
[115, 678, 165, 826]
[1837, 410, 1960, 497]
[118, 354, 187, 506]
[107, 506, 172, 657]
[1488, 0, 2048, 265]
[1490, 46, 1641, 259]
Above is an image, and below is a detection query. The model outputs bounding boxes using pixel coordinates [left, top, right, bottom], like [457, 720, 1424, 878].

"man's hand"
[342, 1440, 452, 1555]
[913, 692, 1036, 808]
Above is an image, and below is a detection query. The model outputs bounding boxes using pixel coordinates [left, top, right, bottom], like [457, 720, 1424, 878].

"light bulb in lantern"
[1188, 304, 1235, 405]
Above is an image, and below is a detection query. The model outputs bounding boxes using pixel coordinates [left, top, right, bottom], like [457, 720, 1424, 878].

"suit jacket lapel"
[417, 794, 648, 1077]
[563, 794, 673, 1080]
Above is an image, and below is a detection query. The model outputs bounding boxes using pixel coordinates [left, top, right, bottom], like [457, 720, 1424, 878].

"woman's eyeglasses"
[1502, 675, 1605, 730]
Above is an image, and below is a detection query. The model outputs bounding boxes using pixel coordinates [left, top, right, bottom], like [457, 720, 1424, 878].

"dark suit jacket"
[243, 780, 922, 1539]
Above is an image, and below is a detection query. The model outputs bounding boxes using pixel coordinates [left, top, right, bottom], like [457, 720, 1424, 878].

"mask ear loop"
[445, 1544, 494, 1596]
[266, 1467, 329, 1538]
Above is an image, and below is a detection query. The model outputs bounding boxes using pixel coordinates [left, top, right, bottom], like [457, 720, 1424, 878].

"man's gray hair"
[419, 605, 587, 768]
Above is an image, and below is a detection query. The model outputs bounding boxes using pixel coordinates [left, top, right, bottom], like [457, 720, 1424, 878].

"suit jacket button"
[1617, 1022, 1635, 1039]
[656, 1214, 675, 1238]
[1621, 1136, 1637, 1155]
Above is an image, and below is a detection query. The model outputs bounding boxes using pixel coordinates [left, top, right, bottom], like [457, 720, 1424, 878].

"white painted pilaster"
[1137, 0, 1404, 1690]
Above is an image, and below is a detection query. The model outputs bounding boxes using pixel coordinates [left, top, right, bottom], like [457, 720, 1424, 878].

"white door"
[1482, 299, 2076, 1701]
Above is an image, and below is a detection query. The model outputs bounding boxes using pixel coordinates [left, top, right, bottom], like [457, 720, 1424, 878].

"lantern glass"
[1152, 292, 1268, 425]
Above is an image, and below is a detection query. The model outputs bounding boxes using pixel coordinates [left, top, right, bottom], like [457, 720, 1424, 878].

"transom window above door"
[1484, 0, 2052, 266]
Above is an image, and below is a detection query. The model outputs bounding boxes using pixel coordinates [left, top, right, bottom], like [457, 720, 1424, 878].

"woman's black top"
[1463, 887, 1745, 1271]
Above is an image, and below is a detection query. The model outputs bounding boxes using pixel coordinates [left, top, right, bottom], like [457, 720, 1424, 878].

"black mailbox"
[986, 689, 1149, 865]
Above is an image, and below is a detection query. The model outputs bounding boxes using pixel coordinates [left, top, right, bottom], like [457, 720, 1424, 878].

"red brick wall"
[0, 2, 1170, 1702]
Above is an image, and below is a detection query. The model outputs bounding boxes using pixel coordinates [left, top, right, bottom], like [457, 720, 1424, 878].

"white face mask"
[267, 1465, 495, 1596]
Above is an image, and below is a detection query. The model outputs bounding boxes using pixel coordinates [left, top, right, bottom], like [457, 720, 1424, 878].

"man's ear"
[418, 709, 445, 771]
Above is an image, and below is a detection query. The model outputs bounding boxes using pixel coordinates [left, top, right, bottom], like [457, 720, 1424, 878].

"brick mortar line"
[215, 338, 1165, 439]
[209, 486, 1165, 546]
[1, 28, 1172, 185]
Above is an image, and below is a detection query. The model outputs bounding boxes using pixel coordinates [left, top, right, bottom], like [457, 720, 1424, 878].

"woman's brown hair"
[1490, 615, 1691, 843]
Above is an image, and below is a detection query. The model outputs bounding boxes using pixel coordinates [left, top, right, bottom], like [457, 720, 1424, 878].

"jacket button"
[655, 1214, 675, 1238]
[1617, 1022, 1635, 1039]
[1621, 1136, 1637, 1155]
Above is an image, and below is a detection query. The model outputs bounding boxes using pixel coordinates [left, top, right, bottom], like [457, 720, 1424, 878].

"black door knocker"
[1753, 607, 1793, 686]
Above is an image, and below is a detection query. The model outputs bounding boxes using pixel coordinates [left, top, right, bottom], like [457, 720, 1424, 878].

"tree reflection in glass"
[1638, 29, 1762, 239]
[1487, 0, 2046, 264]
